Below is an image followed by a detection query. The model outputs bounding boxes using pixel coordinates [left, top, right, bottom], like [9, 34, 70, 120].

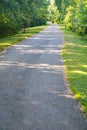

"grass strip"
[0, 25, 46, 52]
[61, 25, 87, 116]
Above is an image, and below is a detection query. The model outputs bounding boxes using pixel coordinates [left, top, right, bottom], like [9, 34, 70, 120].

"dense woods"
[0, 0, 87, 37]
[55, 0, 87, 35]
[0, 0, 49, 37]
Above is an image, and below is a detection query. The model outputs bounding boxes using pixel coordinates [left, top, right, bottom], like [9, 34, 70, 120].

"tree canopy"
[48, 2, 59, 23]
[55, 0, 87, 34]
[0, 0, 49, 37]
[1, 0, 86, 37]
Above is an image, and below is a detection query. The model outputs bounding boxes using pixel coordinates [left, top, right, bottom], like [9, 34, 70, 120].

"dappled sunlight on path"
[0, 25, 87, 130]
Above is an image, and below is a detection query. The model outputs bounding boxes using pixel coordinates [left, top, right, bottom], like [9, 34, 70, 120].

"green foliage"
[48, 3, 59, 23]
[0, 0, 49, 37]
[55, 0, 73, 22]
[55, 0, 87, 35]
[64, 6, 76, 31]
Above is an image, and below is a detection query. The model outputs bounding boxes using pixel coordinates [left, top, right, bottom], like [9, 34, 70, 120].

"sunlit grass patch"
[0, 25, 46, 52]
[61, 25, 87, 116]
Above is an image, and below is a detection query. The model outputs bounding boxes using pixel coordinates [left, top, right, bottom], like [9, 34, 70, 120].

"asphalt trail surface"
[0, 24, 87, 130]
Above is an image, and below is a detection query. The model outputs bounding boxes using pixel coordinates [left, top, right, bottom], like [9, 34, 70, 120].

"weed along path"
[0, 24, 87, 130]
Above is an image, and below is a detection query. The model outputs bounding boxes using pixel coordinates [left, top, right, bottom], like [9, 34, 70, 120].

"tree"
[0, 0, 49, 37]
[48, 3, 59, 23]
[55, 0, 87, 35]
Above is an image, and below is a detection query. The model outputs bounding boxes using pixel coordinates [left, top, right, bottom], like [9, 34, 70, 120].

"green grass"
[0, 25, 46, 52]
[61, 25, 87, 116]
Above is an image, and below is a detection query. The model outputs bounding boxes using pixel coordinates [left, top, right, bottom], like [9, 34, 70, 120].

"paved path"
[0, 24, 87, 130]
